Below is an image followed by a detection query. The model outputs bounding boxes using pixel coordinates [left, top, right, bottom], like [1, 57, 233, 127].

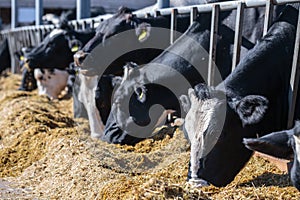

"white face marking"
[34, 68, 69, 99]
[49, 29, 65, 39]
[78, 74, 105, 138]
[293, 135, 300, 162]
[184, 88, 225, 179]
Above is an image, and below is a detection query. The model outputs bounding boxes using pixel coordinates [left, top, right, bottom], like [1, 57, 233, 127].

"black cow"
[0, 38, 11, 74]
[243, 121, 300, 191]
[179, 5, 299, 187]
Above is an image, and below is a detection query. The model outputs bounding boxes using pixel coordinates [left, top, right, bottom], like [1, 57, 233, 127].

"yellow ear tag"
[139, 92, 144, 100]
[20, 56, 24, 61]
[138, 30, 148, 41]
[71, 45, 79, 52]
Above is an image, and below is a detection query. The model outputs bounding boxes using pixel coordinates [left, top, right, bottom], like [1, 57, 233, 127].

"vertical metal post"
[190, 7, 198, 25]
[288, 11, 300, 129]
[11, 0, 18, 29]
[263, 0, 274, 36]
[35, 0, 43, 26]
[208, 5, 219, 86]
[232, 2, 245, 71]
[170, 9, 178, 44]
[77, 0, 91, 20]
[157, 0, 170, 9]
[154, 10, 161, 18]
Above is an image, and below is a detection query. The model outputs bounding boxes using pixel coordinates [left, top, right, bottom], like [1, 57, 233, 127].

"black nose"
[74, 50, 89, 66]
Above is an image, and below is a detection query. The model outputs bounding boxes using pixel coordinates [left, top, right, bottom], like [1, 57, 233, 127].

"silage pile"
[0, 73, 299, 199]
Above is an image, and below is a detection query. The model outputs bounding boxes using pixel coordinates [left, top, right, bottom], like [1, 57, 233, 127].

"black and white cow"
[0, 38, 11, 75]
[73, 7, 191, 138]
[23, 22, 95, 116]
[179, 4, 299, 187]
[243, 121, 300, 191]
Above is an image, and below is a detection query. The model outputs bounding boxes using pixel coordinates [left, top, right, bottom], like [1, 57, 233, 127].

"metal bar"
[208, 4, 220, 86]
[11, 0, 18, 29]
[263, 0, 274, 36]
[190, 7, 198, 25]
[170, 9, 178, 44]
[145, 13, 151, 18]
[35, 0, 43, 26]
[134, 0, 300, 18]
[288, 10, 300, 128]
[77, 0, 91, 20]
[83, 21, 87, 30]
[232, 2, 245, 71]
[157, 0, 170, 9]
[154, 10, 161, 17]
[91, 20, 95, 29]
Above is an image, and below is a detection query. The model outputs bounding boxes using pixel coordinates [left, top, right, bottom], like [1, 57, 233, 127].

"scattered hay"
[0, 73, 300, 199]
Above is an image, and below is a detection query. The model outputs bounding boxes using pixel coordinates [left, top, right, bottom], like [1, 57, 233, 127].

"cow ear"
[230, 95, 268, 126]
[243, 130, 293, 159]
[135, 23, 151, 42]
[68, 39, 82, 53]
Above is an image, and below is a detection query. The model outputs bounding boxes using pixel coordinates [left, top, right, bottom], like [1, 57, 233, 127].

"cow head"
[243, 121, 300, 191]
[34, 68, 69, 99]
[25, 28, 80, 70]
[74, 7, 152, 69]
[179, 83, 268, 186]
[110, 63, 180, 139]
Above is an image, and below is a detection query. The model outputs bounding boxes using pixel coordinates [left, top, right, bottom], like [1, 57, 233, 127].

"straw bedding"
[0, 73, 299, 199]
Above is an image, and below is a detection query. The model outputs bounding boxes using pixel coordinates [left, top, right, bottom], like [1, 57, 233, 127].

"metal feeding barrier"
[0, 0, 300, 128]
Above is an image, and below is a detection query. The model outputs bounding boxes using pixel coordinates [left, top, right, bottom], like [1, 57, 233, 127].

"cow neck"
[72, 30, 95, 45]
[146, 21, 212, 86]
[216, 7, 298, 99]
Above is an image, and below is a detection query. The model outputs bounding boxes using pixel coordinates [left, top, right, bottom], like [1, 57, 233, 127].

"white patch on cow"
[34, 68, 69, 99]
[293, 134, 300, 163]
[49, 29, 65, 38]
[184, 88, 225, 181]
[78, 74, 105, 138]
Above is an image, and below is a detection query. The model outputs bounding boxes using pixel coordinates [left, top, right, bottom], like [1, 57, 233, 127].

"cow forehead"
[49, 29, 65, 38]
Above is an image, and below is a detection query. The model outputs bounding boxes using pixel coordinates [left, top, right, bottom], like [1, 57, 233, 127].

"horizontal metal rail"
[133, 0, 300, 17]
